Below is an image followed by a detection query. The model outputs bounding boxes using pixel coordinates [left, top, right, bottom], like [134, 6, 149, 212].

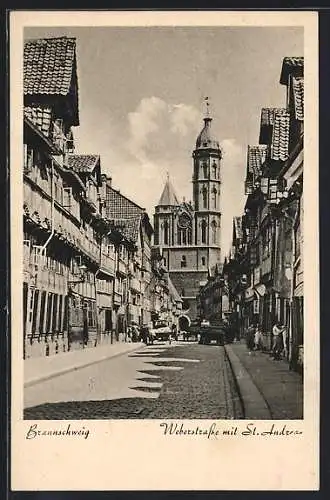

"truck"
[198, 320, 228, 346]
[150, 320, 176, 341]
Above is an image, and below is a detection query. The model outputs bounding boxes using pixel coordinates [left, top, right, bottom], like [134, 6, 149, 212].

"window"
[212, 161, 217, 178]
[202, 187, 207, 208]
[201, 257, 206, 266]
[163, 220, 169, 245]
[268, 179, 278, 202]
[202, 163, 208, 178]
[181, 255, 187, 268]
[187, 229, 192, 244]
[212, 187, 217, 209]
[24, 144, 34, 173]
[211, 220, 217, 244]
[201, 220, 207, 244]
[63, 187, 72, 208]
[163, 258, 167, 268]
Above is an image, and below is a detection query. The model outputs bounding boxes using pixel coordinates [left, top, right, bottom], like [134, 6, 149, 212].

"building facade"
[222, 56, 304, 372]
[153, 110, 222, 326]
[22, 36, 182, 359]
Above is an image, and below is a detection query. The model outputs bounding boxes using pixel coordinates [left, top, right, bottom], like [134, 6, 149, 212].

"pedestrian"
[254, 324, 264, 351]
[246, 324, 255, 354]
[272, 322, 285, 360]
[168, 332, 172, 345]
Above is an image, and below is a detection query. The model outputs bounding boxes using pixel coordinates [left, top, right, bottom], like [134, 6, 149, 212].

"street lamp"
[68, 264, 88, 287]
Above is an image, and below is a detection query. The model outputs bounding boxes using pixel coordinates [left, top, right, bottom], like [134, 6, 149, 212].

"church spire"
[157, 174, 179, 206]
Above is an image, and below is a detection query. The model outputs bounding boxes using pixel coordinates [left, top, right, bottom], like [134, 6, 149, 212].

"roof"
[67, 154, 100, 173]
[109, 215, 141, 244]
[24, 37, 76, 96]
[292, 77, 304, 121]
[270, 110, 290, 162]
[233, 216, 243, 241]
[157, 177, 180, 206]
[24, 37, 79, 126]
[24, 106, 52, 137]
[195, 117, 220, 150]
[280, 57, 304, 85]
[260, 107, 286, 127]
[259, 108, 287, 144]
[247, 145, 268, 177]
[106, 186, 144, 219]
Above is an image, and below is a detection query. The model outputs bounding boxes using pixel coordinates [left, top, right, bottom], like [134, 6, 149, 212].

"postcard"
[10, 10, 319, 490]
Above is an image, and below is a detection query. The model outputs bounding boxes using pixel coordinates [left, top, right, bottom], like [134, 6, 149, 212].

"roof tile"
[24, 106, 52, 137]
[24, 37, 76, 96]
[280, 56, 304, 85]
[247, 145, 268, 177]
[106, 187, 144, 220]
[270, 110, 290, 161]
[292, 77, 304, 121]
[67, 154, 100, 173]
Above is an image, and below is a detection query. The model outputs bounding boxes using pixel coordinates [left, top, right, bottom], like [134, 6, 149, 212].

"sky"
[25, 26, 303, 257]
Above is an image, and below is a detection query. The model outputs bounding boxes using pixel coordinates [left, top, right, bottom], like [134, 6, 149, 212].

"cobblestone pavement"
[24, 343, 243, 419]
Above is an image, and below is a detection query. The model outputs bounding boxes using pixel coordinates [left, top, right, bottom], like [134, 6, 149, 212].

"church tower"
[153, 100, 222, 324]
[192, 99, 222, 267]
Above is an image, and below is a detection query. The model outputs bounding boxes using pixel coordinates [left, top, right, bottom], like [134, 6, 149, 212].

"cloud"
[75, 97, 247, 261]
[170, 104, 200, 136]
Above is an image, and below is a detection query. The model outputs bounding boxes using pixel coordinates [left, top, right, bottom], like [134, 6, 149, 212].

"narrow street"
[24, 342, 243, 419]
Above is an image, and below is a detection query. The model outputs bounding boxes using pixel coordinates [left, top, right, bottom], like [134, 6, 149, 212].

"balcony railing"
[100, 255, 116, 276]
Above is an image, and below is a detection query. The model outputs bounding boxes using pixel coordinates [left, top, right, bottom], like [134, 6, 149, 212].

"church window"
[201, 257, 206, 266]
[202, 187, 207, 208]
[163, 220, 169, 245]
[212, 187, 217, 209]
[182, 230, 187, 245]
[202, 163, 208, 178]
[181, 256, 187, 268]
[201, 220, 207, 244]
[211, 220, 217, 244]
[212, 161, 217, 178]
[187, 229, 192, 244]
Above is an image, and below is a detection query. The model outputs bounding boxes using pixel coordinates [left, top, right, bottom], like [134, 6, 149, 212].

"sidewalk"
[24, 341, 144, 388]
[225, 340, 303, 419]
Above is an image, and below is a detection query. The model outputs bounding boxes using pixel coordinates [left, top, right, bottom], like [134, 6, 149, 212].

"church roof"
[195, 116, 220, 150]
[157, 176, 180, 206]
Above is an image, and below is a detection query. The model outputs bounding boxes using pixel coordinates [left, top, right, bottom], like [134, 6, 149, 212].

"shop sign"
[255, 283, 266, 297]
[245, 287, 255, 301]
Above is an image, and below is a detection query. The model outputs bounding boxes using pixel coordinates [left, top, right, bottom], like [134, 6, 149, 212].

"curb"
[224, 344, 271, 419]
[24, 342, 144, 388]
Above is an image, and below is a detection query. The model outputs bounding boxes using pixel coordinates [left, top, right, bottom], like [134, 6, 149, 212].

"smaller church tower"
[154, 173, 180, 247]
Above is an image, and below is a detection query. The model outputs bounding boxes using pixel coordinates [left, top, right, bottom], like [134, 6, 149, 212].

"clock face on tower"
[178, 213, 191, 229]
